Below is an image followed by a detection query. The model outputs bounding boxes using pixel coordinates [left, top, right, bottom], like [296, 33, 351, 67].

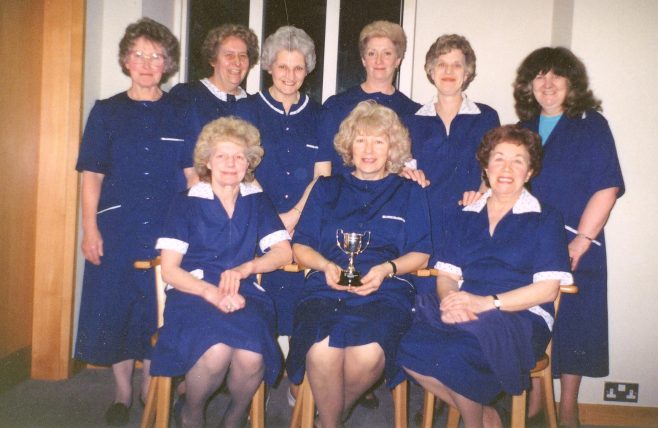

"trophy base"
[338, 270, 362, 287]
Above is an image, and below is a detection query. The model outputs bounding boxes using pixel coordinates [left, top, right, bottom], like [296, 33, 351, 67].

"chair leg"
[511, 391, 527, 428]
[300, 374, 315, 428]
[392, 380, 408, 428]
[155, 376, 172, 428]
[289, 380, 303, 428]
[140, 375, 159, 428]
[446, 404, 460, 428]
[541, 371, 558, 428]
[250, 381, 266, 428]
[422, 390, 435, 428]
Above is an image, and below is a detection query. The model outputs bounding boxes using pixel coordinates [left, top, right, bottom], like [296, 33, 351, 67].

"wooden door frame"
[30, 0, 85, 380]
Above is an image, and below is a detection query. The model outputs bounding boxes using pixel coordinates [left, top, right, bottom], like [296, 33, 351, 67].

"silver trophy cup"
[336, 229, 371, 287]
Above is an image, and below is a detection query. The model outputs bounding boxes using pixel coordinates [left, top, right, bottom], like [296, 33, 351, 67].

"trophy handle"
[361, 231, 371, 252]
[336, 229, 344, 251]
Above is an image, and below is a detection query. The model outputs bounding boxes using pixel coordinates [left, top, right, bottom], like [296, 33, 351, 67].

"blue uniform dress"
[403, 95, 500, 294]
[149, 182, 290, 385]
[75, 91, 195, 365]
[286, 173, 432, 385]
[318, 85, 421, 175]
[235, 91, 321, 335]
[397, 190, 573, 404]
[170, 78, 247, 140]
[520, 110, 625, 377]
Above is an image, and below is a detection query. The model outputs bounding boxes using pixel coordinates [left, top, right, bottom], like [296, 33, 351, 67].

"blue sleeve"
[76, 101, 110, 173]
[585, 113, 625, 198]
[533, 208, 571, 277]
[293, 178, 327, 250]
[432, 206, 463, 270]
[157, 193, 193, 252]
[176, 100, 197, 170]
[317, 99, 340, 162]
[256, 192, 289, 254]
[402, 184, 432, 255]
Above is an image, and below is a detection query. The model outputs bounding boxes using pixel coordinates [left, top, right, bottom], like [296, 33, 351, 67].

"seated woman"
[287, 101, 431, 428]
[150, 117, 292, 428]
[397, 125, 573, 428]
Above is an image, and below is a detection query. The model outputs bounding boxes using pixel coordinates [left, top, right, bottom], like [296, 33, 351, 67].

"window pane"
[336, 0, 403, 94]
[187, 0, 251, 82]
[260, 0, 327, 104]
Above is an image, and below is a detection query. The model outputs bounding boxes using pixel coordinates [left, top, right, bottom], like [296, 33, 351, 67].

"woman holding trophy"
[286, 100, 431, 428]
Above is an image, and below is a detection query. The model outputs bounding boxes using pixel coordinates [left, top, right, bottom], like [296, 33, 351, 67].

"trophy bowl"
[336, 229, 370, 287]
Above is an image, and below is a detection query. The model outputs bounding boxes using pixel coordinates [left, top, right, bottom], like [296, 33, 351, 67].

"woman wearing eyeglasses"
[74, 18, 196, 426]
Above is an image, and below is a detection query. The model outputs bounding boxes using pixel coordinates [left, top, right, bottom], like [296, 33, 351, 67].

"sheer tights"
[306, 337, 385, 428]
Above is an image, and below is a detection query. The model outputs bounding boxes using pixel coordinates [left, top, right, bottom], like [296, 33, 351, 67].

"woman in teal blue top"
[514, 46, 624, 427]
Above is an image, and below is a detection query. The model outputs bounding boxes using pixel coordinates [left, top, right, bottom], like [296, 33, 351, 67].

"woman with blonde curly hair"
[286, 101, 431, 428]
[150, 116, 292, 428]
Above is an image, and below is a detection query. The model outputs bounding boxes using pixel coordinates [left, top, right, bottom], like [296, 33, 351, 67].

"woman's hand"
[459, 190, 484, 207]
[218, 293, 246, 313]
[351, 263, 389, 296]
[81, 226, 104, 265]
[439, 290, 482, 324]
[218, 268, 247, 296]
[568, 234, 592, 271]
[400, 168, 431, 188]
[322, 261, 351, 291]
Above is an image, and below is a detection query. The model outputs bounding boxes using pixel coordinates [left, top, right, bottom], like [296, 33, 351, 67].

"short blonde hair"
[359, 20, 407, 59]
[334, 101, 411, 173]
[194, 117, 263, 183]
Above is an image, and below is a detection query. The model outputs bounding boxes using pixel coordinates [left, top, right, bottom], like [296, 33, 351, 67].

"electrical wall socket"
[604, 382, 639, 402]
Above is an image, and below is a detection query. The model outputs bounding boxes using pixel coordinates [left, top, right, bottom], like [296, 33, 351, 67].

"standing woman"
[171, 24, 259, 137]
[75, 18, 196, 426]
[403, 34, 499, 296]
[318, 20, 420, 175]
[514, 47, 624, 427]
[234, 26, 327, 362]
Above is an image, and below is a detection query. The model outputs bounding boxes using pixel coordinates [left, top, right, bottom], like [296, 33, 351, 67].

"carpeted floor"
[0, 368, 440, 427]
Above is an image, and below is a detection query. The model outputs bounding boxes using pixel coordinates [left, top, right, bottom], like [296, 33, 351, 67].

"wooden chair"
[289, 267, 437, 428]
[135, 258, 265, 428]
[419, 284, 578, 428]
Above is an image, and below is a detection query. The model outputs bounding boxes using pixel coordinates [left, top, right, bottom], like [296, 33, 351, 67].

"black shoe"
[104, 402, 130, 426]
[358, 392, 380, 410]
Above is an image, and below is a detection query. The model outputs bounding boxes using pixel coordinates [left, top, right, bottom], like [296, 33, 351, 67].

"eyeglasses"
[129, 50, 166, 66]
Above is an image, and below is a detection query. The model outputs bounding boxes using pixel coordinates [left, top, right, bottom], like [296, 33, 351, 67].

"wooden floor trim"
[577, 402, 658, 427]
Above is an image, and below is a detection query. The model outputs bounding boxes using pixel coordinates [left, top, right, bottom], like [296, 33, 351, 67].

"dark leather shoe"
[358, 392, 379, 410]
[104, 402, 130, 426]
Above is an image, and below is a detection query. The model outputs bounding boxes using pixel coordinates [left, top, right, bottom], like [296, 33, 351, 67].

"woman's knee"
[345, 343, 384, 370]
[231, 349, 264, 375]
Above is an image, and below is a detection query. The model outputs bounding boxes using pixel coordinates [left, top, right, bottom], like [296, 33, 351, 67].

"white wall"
[568, 0, 658, 407]
[82, 0, 658, 408]
[410, 0, 554, 123]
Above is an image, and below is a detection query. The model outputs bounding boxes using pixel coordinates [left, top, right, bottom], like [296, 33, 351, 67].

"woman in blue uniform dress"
[514, 47, 624, 427]
[403, 34, 499, 296]
[235, 26, 329, 340]
[75, 18, 196, 426]
[150, 117, 292, 428]
[170, 24, 259, 139]
[398, 125, 573, 428]
[288, 101, 431, 428]
[317, 20, 420, 176]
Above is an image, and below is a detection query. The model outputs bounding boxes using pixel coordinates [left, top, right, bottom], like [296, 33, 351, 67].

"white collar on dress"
[415, 93, 481, 117]
[258, 91, 309, 115]
[463, 188, 541, 214]
[187, 181, 262, 200]
[201, 78, 247, 102]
